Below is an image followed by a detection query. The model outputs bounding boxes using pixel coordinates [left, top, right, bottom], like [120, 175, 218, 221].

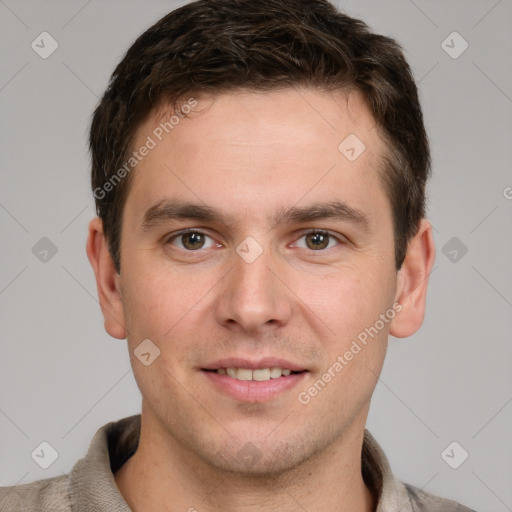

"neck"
[114, 411, 376, 512]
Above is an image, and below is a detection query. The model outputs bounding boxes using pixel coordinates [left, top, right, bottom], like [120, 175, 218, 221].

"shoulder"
[0, 415, 139, 511]
[404, 482, 478, 512]
[0, 474, 71, 511]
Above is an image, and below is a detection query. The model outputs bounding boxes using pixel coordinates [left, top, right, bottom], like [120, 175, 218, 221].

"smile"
[213, 367, 298, 381]
[202, 366, 308, 403]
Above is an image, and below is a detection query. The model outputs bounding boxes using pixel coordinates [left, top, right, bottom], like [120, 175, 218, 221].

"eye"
[293, 230, 343, 251]
[166, 230, 217, 251]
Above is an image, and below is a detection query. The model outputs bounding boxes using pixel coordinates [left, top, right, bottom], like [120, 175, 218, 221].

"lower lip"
[202, 370, 307, 403]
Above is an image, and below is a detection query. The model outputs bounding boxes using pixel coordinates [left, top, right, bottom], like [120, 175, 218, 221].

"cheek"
[296, 266, 393, 342]
[298, 271, 392, 411]
[121, 267, 198, 404]
[121, 253, 216, 338]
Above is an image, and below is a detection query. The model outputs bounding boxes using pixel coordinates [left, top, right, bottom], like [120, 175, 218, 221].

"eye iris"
[182, 232, 205, 250]
[306, 232, 329, 250]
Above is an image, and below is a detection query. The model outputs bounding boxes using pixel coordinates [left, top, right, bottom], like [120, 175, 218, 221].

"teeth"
[269, 367, 282, 378]
[237, 368, 253, 381]
[217, 367, 295, 381]
[253, 368, 270, 381]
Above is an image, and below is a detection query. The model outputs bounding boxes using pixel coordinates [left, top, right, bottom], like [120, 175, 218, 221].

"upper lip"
[201, 358, 308, 372]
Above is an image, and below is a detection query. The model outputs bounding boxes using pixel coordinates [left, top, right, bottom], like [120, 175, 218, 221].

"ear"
[86, 217, 127, 339]
[389, 219, 436, 338]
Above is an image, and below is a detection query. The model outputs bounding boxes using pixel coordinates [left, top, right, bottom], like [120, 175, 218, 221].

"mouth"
[201, 359, 309, 402]
[203, 367, 304, 381]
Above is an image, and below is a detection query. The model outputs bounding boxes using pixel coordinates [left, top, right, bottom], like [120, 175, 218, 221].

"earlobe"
[389, 219, 436, 338]
[86, 217, 127, 340]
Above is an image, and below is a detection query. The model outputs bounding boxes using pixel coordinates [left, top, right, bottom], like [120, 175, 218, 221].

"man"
[0, 0, 478, 510]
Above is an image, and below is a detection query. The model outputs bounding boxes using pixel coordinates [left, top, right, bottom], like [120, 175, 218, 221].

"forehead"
[125, 87, 389, 229]
[146, 87, 380, 153]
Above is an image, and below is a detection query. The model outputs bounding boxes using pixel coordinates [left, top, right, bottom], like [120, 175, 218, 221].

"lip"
[201, 358, 307, 372]
[202, 369, 308, 403]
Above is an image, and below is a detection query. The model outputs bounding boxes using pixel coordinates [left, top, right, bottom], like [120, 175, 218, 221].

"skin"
[86, 87, 435, 512]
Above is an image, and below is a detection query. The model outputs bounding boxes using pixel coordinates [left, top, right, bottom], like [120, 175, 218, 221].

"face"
[102, 88, 405, 474]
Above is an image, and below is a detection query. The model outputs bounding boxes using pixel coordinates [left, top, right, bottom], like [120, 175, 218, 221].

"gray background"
[1, 1, 511, 510]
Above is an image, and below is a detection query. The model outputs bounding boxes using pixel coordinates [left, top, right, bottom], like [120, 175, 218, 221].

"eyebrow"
[141, 199, 369, 232]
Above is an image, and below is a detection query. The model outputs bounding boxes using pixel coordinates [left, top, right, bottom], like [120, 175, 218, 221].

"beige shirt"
[0, 414, 476, 511]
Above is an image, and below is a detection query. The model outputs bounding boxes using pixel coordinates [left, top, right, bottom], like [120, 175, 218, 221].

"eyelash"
[164, 228, 346, 252]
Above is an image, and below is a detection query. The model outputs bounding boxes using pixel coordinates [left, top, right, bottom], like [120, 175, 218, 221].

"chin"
[203, 437, 319, 478]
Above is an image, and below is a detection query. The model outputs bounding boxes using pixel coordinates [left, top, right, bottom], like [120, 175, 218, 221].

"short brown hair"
[90, 0, 430, 273]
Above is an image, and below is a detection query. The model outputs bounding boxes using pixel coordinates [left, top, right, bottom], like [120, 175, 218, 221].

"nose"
[214, 245, 292, 334]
